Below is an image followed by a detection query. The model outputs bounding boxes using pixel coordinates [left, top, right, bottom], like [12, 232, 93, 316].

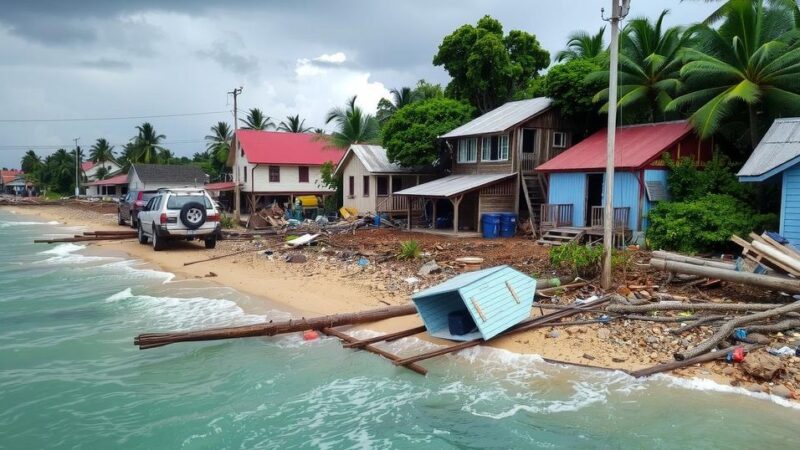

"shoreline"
[4, 203, 800, 408]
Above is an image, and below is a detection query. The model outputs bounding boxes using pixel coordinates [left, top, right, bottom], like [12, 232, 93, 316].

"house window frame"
[243, 166, 248, 183]
[553, 131, 567, 148]
[481, 134, 509, 162]
[376, 176, 389, 197]
[298, 166, 309, 183]
[362, 175, 370, 197]
[457, 138, 477, 163]
[348, 176, 355, 198]
[269, 166, 280, 183]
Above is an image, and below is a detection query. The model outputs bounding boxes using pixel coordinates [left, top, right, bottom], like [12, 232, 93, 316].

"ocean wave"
[655, 374, 800, 410]
[0, 220, 60, 228]
[36, 243, 115, 265]
[91, 259, 175, 283]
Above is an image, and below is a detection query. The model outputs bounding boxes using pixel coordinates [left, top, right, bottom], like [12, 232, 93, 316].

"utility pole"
[229, 86, 243, 220]
[601, 0, 631, 289]
[73, 137, 80, 197]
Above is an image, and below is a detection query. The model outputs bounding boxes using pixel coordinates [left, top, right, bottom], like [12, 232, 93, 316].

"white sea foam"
[655, 374, 800, 410]
[36, 243, 115, 265]
[0, 220, 60, 228]
[93, 259, 175, 283]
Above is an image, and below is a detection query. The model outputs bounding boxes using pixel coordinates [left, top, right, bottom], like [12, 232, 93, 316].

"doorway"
[586, 174, 604, 226]
[521, 129, 537, 170]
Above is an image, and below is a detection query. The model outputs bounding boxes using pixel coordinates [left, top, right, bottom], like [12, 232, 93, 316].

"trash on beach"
[357, 257, 369, 267]
[286, 233, 320, 247]
[767, 346, 797, 357]
[404, 277, 420, 285]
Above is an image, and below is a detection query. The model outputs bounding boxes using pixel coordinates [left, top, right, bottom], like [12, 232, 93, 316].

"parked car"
[118, 190, 158, 228]
[136, 188, 221, 251]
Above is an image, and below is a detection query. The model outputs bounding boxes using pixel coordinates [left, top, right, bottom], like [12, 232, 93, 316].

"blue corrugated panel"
[411, 265, 536, 341]
[642, 169, 668, 230]
[781, 164, 800, 247]
[601, 171, 642, 231]
[548, 172, 586, 226]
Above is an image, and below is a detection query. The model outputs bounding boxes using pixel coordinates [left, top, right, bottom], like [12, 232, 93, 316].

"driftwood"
[669, 315, 729, 335]
[744, 319, 800, 334]
[321, 327, 427, 376]
[651, 251, 736, 270]
[535, 281, 590, 296]
[134, 304, 418, 349]
[34, 236, 136, 244]
[342, 325, 427, 349]
[183, 249, 258, 266]
[650, 258, 800, 293]
[83, 230, 137, 236]
[675, 301, 800, 360]
[631, 344, 761, 378]
[607, 302, 786, 314]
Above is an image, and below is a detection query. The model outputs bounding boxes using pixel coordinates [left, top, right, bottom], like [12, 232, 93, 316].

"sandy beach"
[5, 202, 800, 400]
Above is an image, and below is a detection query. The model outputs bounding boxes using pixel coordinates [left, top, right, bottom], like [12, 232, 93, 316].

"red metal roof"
[86, 173, 128, 186]
[204, 181, 236, 191]
[1, 169, 22, 184]
[537, 121, 694, 172]
[235, 130, 345, 165]
[81, 161, 95, 171]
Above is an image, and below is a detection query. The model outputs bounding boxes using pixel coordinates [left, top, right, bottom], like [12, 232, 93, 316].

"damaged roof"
[394, 173, 514, 198]
[738, 118, 800, 182]
[334, 144, 430, 177]
[441, 97, 553, 139]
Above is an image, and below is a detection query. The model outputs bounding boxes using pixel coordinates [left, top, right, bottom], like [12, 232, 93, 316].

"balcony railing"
[590, 206, 630, 230]
[521, 153, 537, 172]
[376, 195, 410, 212]
[539, 203, 573, 233]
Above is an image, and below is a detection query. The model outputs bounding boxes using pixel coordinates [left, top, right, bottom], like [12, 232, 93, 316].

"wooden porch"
[536, 204, 632, 246]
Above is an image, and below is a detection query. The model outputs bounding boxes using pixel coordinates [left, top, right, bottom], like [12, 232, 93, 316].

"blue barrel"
[499, 213, 517, 238]
[481, 213, 501, 239]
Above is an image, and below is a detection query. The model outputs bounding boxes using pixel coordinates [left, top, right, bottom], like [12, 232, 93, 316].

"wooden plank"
[471, 297, 487, 322]
[321, 327, 427, 376]
[505, 281, 520, 304]
[341, 325, 427, 348]
[761, 233, 800, 259]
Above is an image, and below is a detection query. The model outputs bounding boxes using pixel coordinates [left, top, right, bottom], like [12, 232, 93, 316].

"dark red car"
[118, 190, 158, 228]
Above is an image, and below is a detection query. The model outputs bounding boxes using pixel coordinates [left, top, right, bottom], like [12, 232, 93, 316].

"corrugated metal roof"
[353, 144, 422, 173]
[738, 118, 800, 179]
[537, 121, 693, 172]
[393, 173, 514, 198]
[441, 97, 553, 139]
[235, 130, 345, 165]
[85, 173, 128, 186]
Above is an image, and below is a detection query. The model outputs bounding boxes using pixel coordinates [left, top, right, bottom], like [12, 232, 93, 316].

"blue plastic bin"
[481, 213, 501, 239]
[499, 213, 517, 238]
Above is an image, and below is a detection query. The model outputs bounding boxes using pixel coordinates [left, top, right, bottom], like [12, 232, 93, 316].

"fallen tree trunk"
[608, 302, 785, 314]
[669, 315, 729, 335]
[134, 304, 418, 349]
[631, 344, 761, 378]
[675, 301, 800, 360]
[652, 251, 736, 271]
[744, 319, 800, 334]
[83, 230, 138, 236]
[650, 258, 800, 293]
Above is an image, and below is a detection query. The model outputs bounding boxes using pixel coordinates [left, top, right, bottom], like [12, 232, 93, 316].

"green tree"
[412, 79, 444, 100]
[130, 122, 167, 164]
[324, 96, 379, 148]
[696, 0, 800, 26]
[376, 87, 418, 124]
[668, 0, 800, 147]
[382, 98, 474, 167]
[433, 15, 550, 113]
[94, 166, 110, 180]
[204, 121, 232, 174]
[41, 149, 76, 194]
[21, 150, 42, 174]
[555, 27, 607, 62]
[277, 114, 313, 133]
[240, 108, 274, 130]
[89, 138, 115, 168]
[592, 10, 688, 124]
[543, 58, 607, 136]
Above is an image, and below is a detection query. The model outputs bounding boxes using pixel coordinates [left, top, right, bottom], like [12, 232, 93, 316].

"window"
[457, 138, 477, 163]
[363, 176, 370, 197]
[376, 176, 389, 196]
[298, 166, 309, 183]
[553, 132, 567, 148]
[481, 135, 509, 162]
[348, 176, 355, 197]
[244, 167, 248, 183]
[269, 166, 280, 182]
[392, 177, 403, 193]
[167, 195, 213, 210]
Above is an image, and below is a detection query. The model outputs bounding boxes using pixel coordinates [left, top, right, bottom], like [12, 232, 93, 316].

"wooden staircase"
[536, 228, 585, 246]
[521, 173, 547, 236]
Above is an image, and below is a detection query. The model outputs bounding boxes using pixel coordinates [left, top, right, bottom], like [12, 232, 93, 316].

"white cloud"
[313, 52, 347, 64]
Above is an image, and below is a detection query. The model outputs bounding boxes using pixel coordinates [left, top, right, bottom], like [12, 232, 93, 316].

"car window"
[145, 197, 157, 211]
[141, 192, 158, 203]
[166, 195, 213, 210]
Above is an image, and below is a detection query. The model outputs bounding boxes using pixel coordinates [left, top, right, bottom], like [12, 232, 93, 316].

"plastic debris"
[357, 257, 369, 267]
[767, 346, 796, 357]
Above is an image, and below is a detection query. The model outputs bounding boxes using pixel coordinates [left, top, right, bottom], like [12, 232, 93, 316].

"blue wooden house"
[738, 118, 800, 247]
[411, 265, 535, 342]
[535, 121, 713, 238]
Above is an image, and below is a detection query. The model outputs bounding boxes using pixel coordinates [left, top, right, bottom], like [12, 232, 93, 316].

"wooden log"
[608, 302, 785, 314]
[675, 300, 800, 360]
[751, 240, 800, 275]
[668, 315, 729, 335]
[34, 236, 136, 244]
[652, 251, 736, 270]
[649, 258, 800, 293]
[745, 319, 800, 334]
[321, 327, 427, 376]
[183, 249, 257, 266]
[134, 304, 419, 349]
[630, 344, 762, 378]
[83, 230, 138, 236]
[536, 281, 589, 296]
[342, 325, 427, 349]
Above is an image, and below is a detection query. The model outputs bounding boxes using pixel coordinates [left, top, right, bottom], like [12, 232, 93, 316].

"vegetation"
[219, 214, 235, 229]
[318, 160, 343, 211]
[376, 87, 418, 124]
[555, 27, 606, 62]
[21, 150, 43, 174]
[240, 108, 275, 130]
[89, 138, 116, 168]
[398, 240, 421, 260]
[277, 115, 313, 133]
[382, 98, 474, 167]
[197, 121, 233, 181]
[539, 58, 607, 135]
[433, 15, 549, 113]
[324, 96, 379, 148]
[549, 242, 605, 278]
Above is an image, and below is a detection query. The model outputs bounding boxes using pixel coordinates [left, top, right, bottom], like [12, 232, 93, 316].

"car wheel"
[118, 211, 125, 226]
[179, 202, 207, 230]
[151, 224, 166, 251]
[204, 236, 217, 249]
[137, 223, 148, 245]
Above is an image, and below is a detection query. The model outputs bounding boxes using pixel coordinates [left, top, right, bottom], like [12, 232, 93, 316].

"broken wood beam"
[321, 327, 427, 376]
[631, 344, 762, 378]
[608, 302, 786, 314]
[183, 249, 258, 266]
[83, 230, 138, 236]
[342, 325, 427, 349]
[134, 304, 419, 349]
[649, 258, 800, 293]
[34, 236, 136, 244]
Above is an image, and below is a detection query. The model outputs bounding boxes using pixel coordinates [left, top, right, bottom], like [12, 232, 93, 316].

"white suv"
[136, 188, 221, 251]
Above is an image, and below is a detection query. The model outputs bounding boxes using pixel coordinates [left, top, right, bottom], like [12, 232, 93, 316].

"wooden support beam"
[650, 258, 800, 293]
[342, 325, 427, 349]
[321, 327, 427, 375]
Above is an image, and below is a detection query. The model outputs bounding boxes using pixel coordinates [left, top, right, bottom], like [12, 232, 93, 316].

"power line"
[0, 139, 209, 150]
[0, 110, 231, 123]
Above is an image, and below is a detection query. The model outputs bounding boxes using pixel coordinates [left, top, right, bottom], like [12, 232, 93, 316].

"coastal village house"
[82, 160, 124, 197]
[128, 163, 207, 192]
[738, 118, 800, 247]
[228, 130, 345, 212]
[85, 173, 129, 198]
[394, 97, 573, 234]
[536, 121, 713, 242]
[333, 144, 434, 217]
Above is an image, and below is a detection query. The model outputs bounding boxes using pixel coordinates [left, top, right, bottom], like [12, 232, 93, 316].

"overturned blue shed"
[411, 266, 536, 342]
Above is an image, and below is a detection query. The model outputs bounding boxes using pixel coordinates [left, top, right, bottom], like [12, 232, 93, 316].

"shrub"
[398, 240, 421, 260]
[219, 214, 235, 229]
[646, 194, 777, 253]
[549, 242, 604, 278]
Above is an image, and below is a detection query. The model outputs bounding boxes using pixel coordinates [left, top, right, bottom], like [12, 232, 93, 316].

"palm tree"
[21, 150, 42, 174]
[205, 122, 232, 164]
[555, 27, 607, 62]
[133, 122, 167, 163]
[376, 87, 418, 123]
[89, 138, 115, 167]
[94, 166, 110, 180]
[591, 10, 688, 123]
[668, 0, 800, 146]
[324, 96, 380, 148]
[688, 0, 800, 26]
[240, 108, 274, 130]
[277, 115, 314, 133]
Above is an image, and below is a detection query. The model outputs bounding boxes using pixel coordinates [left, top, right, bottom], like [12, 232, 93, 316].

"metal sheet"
[394, 173, 515, 198]
[738, 118, 800, 178]
[441, 97, 553, 138]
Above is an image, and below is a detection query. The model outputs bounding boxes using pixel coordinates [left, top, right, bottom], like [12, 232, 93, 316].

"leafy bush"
[397, 240, 421, 260]
[549, 242, 604, 278]
[219, 214, 235, 229]
[646, 194, 777, 253]
[665, 154, 752, 203]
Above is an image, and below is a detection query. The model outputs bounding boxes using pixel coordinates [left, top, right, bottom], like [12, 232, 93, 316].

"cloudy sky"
[0, 0, 719, 169]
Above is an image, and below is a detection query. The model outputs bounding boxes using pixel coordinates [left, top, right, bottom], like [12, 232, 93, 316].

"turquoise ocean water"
[0, 208, 798, 449]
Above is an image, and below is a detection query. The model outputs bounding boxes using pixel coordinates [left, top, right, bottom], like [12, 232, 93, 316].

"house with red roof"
[1, 169, 26, 195]
[535, 121, 713, 236]
[227, 130, 345, 212]
[82, 160, 123, 196]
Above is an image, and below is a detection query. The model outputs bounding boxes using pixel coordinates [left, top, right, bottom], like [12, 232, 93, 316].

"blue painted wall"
[642, 169, 669, 230]
[548, 173, 586, 226]
[781, 164, 800, 247]
[601, 171, 642, 231]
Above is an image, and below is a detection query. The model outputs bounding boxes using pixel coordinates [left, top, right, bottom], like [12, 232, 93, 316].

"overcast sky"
[0, 0, 719, 169]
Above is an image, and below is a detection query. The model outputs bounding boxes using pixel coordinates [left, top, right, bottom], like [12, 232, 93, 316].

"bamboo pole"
[321, 327, 427, 376]
[134, 304, 418, 349]
[651, 251, 736, 271]
[649, 258, 800, 293]
[342, 325, 427, 349]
